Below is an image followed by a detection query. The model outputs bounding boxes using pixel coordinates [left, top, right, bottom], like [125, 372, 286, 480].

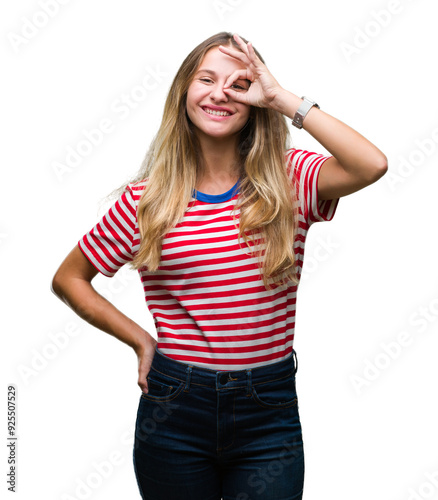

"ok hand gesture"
[219, 33, 284, 109]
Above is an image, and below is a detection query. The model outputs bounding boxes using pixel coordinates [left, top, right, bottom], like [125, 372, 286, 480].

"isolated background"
[2, 0, 438, 499]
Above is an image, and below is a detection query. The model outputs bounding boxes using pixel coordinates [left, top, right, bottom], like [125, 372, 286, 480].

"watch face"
[293, 97, 319, 128]
[303, 97, 316, 105]
[303, 98, 320, 109]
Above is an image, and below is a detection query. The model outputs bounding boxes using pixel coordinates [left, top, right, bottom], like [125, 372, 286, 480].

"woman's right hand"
[136, 335, 158, 394]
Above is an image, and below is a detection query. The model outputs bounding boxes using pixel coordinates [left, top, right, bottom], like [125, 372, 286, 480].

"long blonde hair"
[128, 32, 299, 290]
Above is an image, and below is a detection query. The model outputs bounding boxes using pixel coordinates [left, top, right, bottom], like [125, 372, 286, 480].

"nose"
[209, 82, 228, 102]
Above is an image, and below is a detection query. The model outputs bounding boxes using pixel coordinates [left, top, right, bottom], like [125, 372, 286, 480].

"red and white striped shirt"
[79, 148, 339, 370]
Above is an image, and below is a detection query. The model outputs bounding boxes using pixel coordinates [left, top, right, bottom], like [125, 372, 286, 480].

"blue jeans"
[133, 347, 304, 500]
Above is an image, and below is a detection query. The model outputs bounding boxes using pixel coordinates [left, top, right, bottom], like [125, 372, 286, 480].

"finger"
[232, 33, 251, 59]
[138, 362, 149, 393]
[138, 376, 148, 393]
[221, 41, 261, 73]
[138, 379, 148, 393]
[218, 44, 248, 65]
[222, 87, 250, 105]
[246, 41, 259, 65]
[238, 41, 262, 71]
[223, 69, 253, 89]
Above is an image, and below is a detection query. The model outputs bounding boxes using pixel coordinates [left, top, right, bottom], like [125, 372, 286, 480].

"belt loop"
[293, 349, 298, 376]
[184, 365, 192, 393]
[246, 369, 252, 397]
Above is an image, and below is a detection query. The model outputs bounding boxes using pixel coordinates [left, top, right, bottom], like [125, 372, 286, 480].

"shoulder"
[124, 178, 150, 206]
[284, 148, 330, 183]
[284, 148, 305, 180]
[284, 147, 325, 169]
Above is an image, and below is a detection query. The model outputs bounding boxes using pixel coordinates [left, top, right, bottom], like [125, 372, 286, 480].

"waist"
[150, 346, 298, 389]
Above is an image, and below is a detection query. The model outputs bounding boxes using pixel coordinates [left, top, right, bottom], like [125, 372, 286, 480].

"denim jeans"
[133, 347, 304, 500]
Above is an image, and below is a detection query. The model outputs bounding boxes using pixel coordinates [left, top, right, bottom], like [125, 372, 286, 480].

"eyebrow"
[195, 69, 216, 76]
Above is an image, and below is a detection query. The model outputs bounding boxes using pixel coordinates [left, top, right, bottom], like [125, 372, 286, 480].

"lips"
[201, 105, 234, 117]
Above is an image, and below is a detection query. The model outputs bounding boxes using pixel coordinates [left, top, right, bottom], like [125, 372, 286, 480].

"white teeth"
[204, 108, 231, 116]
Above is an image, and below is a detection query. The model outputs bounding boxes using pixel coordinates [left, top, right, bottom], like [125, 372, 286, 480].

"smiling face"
[186, 46, 251, 145]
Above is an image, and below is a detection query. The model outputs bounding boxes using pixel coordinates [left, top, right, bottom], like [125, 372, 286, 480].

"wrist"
[271, 89, 303, 119]
[133, 330, 156, 355]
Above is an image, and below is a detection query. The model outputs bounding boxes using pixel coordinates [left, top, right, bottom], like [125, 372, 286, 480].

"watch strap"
[292, 96, 320, 129]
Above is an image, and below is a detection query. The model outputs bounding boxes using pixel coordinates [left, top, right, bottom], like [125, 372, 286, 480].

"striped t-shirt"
[78, 148, 339, 370]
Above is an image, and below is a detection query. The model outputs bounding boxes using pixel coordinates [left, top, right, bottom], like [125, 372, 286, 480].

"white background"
[2, 0, 438, 499]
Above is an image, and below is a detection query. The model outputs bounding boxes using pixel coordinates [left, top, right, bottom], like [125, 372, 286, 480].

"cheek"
[186, 86, 203, 111]
[237, 104, 251, 122]
[185, 90, 197, 120]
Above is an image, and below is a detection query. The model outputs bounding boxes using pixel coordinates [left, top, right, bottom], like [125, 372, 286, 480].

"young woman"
[52, 32, 387, 500]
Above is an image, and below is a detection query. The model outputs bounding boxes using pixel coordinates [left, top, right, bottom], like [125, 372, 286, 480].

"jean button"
[219, 373, 228, 385]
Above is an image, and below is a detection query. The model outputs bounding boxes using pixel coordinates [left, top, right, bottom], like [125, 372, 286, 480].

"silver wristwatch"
[292, 96, 320, 129]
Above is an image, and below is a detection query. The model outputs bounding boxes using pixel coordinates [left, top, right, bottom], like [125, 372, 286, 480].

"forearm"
[271, 89, 388, 171]
[52, 277, 155, 354]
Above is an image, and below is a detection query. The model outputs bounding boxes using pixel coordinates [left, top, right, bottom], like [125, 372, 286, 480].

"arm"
[270, 90, 388, 200]
[51, 245, 156, 393]
[219, 34, 388, 200]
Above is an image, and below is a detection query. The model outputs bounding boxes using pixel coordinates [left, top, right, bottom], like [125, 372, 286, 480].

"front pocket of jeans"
[141, 371, 184, 402]
[251, 374, 298, 409]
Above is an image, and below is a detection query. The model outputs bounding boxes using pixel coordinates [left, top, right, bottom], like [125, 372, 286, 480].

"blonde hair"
[128, 32, 299, 290]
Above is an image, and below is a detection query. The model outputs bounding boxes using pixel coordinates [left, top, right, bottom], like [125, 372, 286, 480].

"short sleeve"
[286, 148, 339, 227]
[78, 185, 138, 277]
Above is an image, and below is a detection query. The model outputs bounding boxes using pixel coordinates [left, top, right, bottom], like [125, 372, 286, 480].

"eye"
[200, 78, 213, 83]
[231, 81, 250, 91]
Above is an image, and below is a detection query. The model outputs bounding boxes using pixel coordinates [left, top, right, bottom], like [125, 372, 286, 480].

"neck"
[196, 133, 241, 184]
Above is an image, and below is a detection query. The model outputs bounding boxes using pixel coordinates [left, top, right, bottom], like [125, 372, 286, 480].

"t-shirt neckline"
[192, 178, 241, 203]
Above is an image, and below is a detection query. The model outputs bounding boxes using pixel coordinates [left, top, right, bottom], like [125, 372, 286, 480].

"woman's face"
[186, 46, 251, 143]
